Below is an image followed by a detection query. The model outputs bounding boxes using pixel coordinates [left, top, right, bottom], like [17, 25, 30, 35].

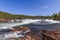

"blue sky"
[0, 0, 60, 16]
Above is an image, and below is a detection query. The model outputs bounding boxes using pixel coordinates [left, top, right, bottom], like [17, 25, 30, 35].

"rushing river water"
[0, 20, 60, 40]
[0, 21, 60, 32]
[24, 23, 60, 31]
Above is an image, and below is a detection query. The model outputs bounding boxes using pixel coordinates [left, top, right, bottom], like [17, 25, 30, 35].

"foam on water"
[45, 19, 60, 23]
[0, 19, 41, 29]
[0, 19, 60, 39]
[0, 19, 60, 29]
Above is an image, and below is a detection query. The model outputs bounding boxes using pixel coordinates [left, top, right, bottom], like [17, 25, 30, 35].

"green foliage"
[0, 11, 60, 20]
[0, 11, 37, 19]
[49, 12, 60, 20]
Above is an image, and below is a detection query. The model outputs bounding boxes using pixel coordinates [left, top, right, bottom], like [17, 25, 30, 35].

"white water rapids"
[0, 19, 60, 40]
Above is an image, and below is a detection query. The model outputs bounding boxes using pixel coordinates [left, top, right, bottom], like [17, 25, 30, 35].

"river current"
[0, 20, 60, 40]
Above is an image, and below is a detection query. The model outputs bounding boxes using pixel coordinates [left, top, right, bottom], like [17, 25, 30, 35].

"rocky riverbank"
[23, 30, 60, 40]
[6, 26, 60, 40]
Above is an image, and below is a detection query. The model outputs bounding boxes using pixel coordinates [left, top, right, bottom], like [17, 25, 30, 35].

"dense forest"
[51, 12, 60, 20]
[0, 11, 60, 20]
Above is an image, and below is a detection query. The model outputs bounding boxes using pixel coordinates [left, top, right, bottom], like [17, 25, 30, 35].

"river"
[0, 19, 60, 40]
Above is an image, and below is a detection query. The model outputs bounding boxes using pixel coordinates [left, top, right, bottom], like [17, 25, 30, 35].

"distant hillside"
[0, 11, 60, 20]
[0, 11, 48, 19]
[0, 11, 35, 19]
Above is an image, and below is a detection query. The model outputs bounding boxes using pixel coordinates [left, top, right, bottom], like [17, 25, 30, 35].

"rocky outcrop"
[42, 30, 60, 40]
[22, 30, 60, 40]
[25, 30, 60, 40]
[0, 19, 8, 22]
[7, 26, 60, 40]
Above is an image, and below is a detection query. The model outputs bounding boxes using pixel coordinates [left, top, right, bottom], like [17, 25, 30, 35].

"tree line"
[0, 11, 60, 20]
